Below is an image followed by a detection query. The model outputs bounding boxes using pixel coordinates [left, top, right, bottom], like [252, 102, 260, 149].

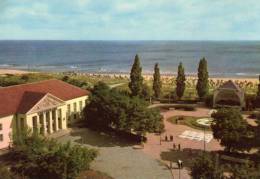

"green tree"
[176, 62, 186, 99]
[257, 75, 260, 97]
[84, 82, 164, 135]
[141, 83, 152, 101]
[190, 153, 222, 179]
[11, 131, 97, 179]
[153, 63, 162, 98]
[196, 57, 209, 99]
[0, 164, 21, 179]
[211, 108, 251, 152]
[229, 162, 260, 179]
[129, 54, 144, 96]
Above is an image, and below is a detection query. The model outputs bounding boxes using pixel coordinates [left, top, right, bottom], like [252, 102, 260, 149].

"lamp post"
[160, 132, 162, 145]
[203, 126, 206, 152]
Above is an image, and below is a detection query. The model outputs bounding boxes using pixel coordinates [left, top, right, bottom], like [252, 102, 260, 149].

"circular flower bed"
[196, 118, 213, 127]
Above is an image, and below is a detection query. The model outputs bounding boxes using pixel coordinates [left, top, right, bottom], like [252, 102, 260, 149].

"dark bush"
[180, 99, 198, 104]
[204, 94, 213, 108]
[245, 94, 256, 110]
[159, 98, 175, 103]
[249, 111, 260, 119]
[217, 100, 241, 106]
[174, 104, 196, 111]
[254, 96, 260, 108]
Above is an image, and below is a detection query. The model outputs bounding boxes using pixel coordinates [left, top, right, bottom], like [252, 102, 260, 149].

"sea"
[0, 40, 260, 78]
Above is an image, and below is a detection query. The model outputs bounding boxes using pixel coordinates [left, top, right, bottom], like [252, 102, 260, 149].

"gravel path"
[58, 128, 172, 179]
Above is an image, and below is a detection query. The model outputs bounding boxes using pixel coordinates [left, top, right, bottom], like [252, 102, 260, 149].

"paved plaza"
[58, 128, 172, 179]
[143, 106, 223, 179]
[57, 106, 223, 179]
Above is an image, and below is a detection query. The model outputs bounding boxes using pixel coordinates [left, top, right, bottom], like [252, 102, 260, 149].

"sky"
[0, 0, 260, 40]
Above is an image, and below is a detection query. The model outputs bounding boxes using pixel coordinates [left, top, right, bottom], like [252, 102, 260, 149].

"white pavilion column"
[49, 111, 53, 134]
[42, 112, 47, 135]
[33, 116, 39, 134]
[54, 109, 58, 131]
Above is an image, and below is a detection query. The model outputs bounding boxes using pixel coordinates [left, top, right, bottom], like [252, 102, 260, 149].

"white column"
[42, 112, 47, 135]
[54, 110, 58, 131]
[49, 111, 53, 134]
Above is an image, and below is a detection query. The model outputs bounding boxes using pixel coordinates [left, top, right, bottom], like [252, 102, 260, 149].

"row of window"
[67, 100, 85, 114]
[0, 123, 2, 142]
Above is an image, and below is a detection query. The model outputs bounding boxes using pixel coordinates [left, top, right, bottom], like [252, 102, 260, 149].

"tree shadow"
[70, 128, 138, 147]
[160, 148, 208, 168]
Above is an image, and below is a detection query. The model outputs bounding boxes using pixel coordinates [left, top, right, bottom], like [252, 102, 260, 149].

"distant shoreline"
[0, 68, 258, 83]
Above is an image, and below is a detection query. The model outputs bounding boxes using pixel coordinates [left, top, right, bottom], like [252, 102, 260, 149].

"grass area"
[0, 72, 257, 98]
[0, 72, 129, 89]
[167, 116, 212, 131]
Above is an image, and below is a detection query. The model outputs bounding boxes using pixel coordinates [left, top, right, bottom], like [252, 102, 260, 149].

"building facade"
[0, 79, 89, 150]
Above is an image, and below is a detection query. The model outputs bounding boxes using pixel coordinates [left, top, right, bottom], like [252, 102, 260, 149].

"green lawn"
[167, 116, 212, 131]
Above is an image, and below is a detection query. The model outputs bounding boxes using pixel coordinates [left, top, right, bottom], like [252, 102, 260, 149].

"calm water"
[0, 40, 260, 77]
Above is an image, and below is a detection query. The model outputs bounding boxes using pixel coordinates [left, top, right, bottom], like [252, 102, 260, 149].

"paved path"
[143, 107, 223, 179]
[109, 83, 126, 89]
[58, 128, 172, 179]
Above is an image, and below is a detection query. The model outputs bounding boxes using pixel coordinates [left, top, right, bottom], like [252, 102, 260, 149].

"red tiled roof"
[0, 79, 89, 117]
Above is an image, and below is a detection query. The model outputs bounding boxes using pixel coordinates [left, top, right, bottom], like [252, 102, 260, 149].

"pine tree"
[129, 54, 143, 96]
[257, 75, 260, 97]
[196, 57, 209, 99]
[153, 63, 162, 98]
[176, 62, 186, 99]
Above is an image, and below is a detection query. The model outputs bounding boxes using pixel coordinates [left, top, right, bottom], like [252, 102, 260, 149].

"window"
[0, 134, 3, 142]
[0, 123, 2, 130]
[32, 116, 38, 133]
[79, 101, 83, 110]
[67, 104, 71, 113]
[73, 102, 77, 112]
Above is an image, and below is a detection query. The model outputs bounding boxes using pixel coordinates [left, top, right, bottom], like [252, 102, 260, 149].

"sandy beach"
[0, 69, 34, 75]
[80, 72, 259, 84]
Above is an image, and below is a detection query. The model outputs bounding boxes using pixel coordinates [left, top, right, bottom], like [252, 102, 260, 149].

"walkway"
[58, 128, 172, 179]
[109, 83, 126, 89]
[143, 107, 223, 179]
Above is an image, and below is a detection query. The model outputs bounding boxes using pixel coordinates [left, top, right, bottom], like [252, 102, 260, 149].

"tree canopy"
[129, 54, 144, 96]
[10, 131, 97, 179]
[196, 57, 209, 99]
[257, 75, 260, 97]
[191, 153, 222, 179]
[176, 62, 186, 99]
[211, 108, 251, 152]
[84, 82, 164, 135]
[153, 63, 162, 98]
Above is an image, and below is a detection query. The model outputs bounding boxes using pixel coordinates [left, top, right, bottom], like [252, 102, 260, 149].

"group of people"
[163, 134, 183, 170]
[164, 134, 181, 151]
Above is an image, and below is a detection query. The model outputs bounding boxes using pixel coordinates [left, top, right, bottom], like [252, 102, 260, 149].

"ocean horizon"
[1, 40, 260, 78]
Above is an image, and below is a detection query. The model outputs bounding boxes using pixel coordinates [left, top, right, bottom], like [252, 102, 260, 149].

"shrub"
[249, 111, 260, 119]
[204, 94, 213, 108]
[254, 96, 260, 108]
[0, 164, 21, 179]
[10, 133, 97, 179]
[174, 104, 196, 111]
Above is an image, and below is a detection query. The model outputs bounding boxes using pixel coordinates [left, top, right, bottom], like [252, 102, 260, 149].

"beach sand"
[0, 69, 34, 75]
[81, 72, 259, 84]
